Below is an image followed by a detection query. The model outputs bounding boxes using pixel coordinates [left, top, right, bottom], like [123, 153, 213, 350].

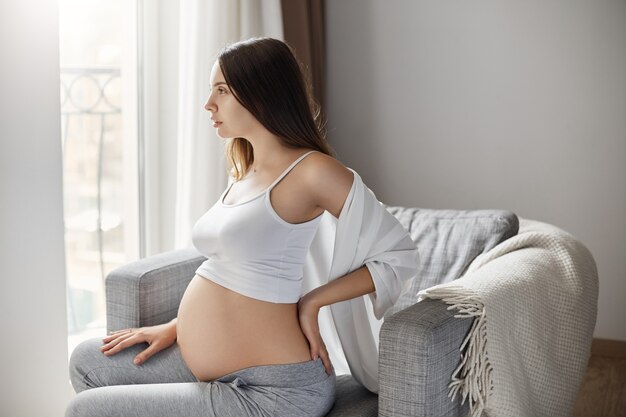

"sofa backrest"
[383, 206, 519, 318]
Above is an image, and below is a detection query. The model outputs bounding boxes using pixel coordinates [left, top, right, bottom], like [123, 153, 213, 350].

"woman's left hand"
[297, 295, 334, 376]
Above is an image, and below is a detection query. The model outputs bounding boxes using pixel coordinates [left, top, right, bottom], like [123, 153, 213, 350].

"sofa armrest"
[378, 298, 474, 417]
[105, 248, 206, 333]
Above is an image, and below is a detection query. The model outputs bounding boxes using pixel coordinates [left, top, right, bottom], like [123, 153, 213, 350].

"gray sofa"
[105, 206, 519, 417]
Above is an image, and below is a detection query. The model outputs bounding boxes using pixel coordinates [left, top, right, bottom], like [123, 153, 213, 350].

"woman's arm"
[303, 154, 377, 308]
[301, 265, 375, 309]
[297, 155, 378, 375]
[297, 266, 375, 375]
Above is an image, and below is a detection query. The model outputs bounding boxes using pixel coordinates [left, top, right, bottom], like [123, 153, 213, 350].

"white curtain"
[174, 0, 284, 249]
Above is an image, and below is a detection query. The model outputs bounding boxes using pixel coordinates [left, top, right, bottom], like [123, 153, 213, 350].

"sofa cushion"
[382, 206, 519, 318]
[325, 374, 378, 416]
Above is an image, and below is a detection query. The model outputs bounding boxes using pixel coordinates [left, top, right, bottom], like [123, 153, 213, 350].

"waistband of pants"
[214, 357, 334, 388]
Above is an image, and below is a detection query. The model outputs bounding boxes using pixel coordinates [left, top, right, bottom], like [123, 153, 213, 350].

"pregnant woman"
[66, 37, 358, 417]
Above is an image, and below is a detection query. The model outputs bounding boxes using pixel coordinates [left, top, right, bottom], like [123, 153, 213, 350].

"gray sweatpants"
[66, 337, 336, 417]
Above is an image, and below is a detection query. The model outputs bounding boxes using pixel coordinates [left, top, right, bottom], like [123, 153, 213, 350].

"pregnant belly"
[176, 274, 313, 382]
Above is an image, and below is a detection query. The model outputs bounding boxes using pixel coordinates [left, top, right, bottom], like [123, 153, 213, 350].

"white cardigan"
[300, 167, 420, 393]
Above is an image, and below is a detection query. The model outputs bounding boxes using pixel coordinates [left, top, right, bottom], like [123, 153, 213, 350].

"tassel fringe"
[418, 285, 493, 417]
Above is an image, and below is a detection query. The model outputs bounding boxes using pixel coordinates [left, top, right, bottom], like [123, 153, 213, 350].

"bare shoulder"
[303, 152, 355, 219]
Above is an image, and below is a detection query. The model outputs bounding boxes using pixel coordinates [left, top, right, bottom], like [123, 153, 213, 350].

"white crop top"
[191, 150, 323, 303]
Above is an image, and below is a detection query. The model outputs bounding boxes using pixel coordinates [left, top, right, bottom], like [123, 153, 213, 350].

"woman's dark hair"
[215, 37, 336, 181]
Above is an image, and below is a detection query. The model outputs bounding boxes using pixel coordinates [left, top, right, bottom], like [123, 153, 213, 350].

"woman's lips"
[212, 121, 222, 127]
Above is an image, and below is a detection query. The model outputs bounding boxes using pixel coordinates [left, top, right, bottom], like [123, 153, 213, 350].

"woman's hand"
[100, 322, 177, 366]
[298, 295, 334, 375]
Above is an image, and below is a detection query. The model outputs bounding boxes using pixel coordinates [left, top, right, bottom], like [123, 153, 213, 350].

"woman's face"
[205, 60, 259, 139]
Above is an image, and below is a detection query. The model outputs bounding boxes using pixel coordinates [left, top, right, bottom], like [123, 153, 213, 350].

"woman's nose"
[205, 93, 218, 111]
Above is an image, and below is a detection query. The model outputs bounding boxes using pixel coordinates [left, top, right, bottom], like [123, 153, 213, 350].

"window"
[59, 0, 140, 362]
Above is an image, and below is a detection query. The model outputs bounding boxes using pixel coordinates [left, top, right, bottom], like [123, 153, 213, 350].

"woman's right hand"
[100, 322, 177, 366]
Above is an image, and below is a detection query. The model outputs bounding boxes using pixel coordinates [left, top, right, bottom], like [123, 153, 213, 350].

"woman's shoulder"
[303, 151, 355, 218]
[303, 152, 353, 184]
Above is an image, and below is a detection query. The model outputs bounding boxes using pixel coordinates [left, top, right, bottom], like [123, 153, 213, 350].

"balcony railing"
[60, 67, 124, 337]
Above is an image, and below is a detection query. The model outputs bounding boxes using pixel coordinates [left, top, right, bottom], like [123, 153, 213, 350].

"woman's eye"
[218, 88, 226, 94]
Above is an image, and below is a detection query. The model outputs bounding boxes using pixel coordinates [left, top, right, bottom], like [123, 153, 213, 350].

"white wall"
[0, 0, 72, 415]
[325, 0, 626, 341]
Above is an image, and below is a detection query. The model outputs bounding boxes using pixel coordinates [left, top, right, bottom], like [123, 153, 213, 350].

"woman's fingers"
[102, 328, 136, 343]
[101, 336, 132, 355]
[322, 353, 333, 375]
[107, 328, 132, 336]
[312, 342, 333, 375]
[100, 331, 138, 356]
[102, 333, 121, 343]
[133, 342, 161, 365]
[311, 341, 324, 359]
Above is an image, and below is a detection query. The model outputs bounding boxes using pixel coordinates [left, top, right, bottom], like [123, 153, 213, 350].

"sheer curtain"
[174, 0, 284, 249]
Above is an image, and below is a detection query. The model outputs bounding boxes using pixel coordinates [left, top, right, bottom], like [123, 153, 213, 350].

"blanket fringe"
[418, 285, 493, 417]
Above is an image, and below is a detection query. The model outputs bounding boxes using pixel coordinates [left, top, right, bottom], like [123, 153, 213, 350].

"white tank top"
[191, 150, 323, 303]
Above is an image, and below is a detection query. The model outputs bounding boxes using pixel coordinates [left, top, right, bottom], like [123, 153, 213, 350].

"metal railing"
[60, 67, 122, 334]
